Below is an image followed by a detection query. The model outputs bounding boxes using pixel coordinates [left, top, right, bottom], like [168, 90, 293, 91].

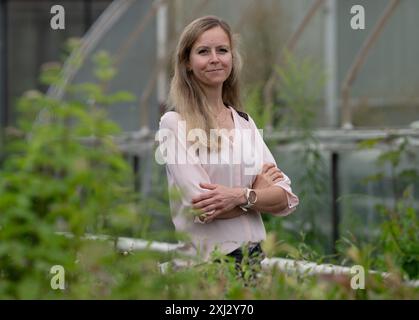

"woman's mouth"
[207, 69, 223, 73]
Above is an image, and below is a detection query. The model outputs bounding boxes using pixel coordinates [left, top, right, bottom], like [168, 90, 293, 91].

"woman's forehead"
[193, 27, 231, 47]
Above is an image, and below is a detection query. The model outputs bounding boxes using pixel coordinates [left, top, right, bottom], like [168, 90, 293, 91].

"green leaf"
[94, 67, 116, 82]
[377, 149, 402, 167]
[360, 172, 384, 184]
[357, 138, 383, 150]
[398, 169, 419, 183]
[106, 91, 136, 104]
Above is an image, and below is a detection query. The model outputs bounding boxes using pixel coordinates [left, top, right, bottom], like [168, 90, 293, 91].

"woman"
[157, 16, 299, 263]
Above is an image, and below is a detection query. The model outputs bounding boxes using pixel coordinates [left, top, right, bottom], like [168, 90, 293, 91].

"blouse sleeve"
[249, 116, 299, 216]
[157, 112, 211, 223]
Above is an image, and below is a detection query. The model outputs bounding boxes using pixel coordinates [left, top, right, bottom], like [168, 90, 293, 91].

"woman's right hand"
[251, 163, 284, 189]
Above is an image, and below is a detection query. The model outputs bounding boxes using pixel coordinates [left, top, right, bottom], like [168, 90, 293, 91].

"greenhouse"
[0, 0, 418, 300]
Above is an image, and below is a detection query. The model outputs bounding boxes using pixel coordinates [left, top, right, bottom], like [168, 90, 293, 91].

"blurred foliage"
[240, 0, 283, 88]
[258, 52, 330, 254]
[0, 40, 417, 299]
[0, 40, 143, 298]
[272, 52, 326, 132]
[357, 136, 419, 279]
[244, 51, 418, 298]
[244, 84, 270, 129]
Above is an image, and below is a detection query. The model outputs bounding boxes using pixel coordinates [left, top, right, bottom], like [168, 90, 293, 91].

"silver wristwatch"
[239, 188, 257, 212]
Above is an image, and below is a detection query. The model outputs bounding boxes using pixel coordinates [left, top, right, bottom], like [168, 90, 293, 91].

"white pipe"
[57, 232, 419, 287]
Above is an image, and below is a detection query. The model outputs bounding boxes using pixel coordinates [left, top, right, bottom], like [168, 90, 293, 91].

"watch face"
[249, 190, 257, 204]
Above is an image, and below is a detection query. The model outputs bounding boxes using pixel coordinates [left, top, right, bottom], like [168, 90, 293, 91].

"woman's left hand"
[191, 183, 245, 223]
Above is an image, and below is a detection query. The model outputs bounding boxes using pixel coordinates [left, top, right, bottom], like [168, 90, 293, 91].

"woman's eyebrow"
[194, 44, 230, 50]
[195, 45, 209, 50]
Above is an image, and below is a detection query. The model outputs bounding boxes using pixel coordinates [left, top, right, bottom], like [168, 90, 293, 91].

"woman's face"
[187, 26, 233, 89]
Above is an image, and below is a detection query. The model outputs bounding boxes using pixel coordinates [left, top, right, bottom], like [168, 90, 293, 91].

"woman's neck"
[204, 85, 225, 113]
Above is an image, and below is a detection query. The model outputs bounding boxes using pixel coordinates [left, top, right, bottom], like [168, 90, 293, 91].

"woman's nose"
[209, 49, 219, 63]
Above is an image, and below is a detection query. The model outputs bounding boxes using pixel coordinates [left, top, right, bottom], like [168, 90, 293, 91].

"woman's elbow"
[269, 190, 299, 216]
[269, 202, 296, 216]
[265, 201, 288, 215]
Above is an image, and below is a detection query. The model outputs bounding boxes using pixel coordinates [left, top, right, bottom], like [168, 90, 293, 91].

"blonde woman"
[157, 16, 299, 264]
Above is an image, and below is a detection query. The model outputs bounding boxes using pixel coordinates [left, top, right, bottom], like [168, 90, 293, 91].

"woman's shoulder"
[233, 109, 249, 122]
[229, 105, 257, 128]
[159, 111, 182, 129]
[160, 110, 181, 121]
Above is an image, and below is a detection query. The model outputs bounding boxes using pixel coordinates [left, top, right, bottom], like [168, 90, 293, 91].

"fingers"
[259, 167, 283, 186]
[197, 210, 215, 223]
[203, 215, 214, 223]
[266, 166, 281, 176]
[192, 191, 214, 204]
[199, 202, 219, 213]
[199, 182, 217, 190]
[192, 195, 221, 217]
[262, 163, 276, 174]
[192, 183, 218, 203]
[272, 172, 283, 183]
[203, 209, 222, 223]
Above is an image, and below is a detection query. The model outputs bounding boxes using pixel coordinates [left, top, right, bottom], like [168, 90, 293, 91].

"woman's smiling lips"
[206, 69, 224, 73]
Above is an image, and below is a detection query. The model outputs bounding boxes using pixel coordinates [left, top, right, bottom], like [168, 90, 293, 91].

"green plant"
[358, 137, 419, 279]
[262, 52, 329, 253]
[1, 38, 417, 300]
[0, 40, 141, 298]
[244, 84, 270, 129]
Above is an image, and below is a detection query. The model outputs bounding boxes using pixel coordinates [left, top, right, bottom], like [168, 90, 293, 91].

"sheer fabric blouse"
[157, 105, 299, 260]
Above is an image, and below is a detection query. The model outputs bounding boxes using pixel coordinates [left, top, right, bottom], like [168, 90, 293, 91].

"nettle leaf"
[106, 91, 136, 104]
[377, 149, 402, 166]
[70, 82, 102, 98]
[39, 62, 62, 86]
[96, 121, 120, 135]
[361, 172, 384, 184]
[0, 44, 144, 298]
[92, 50, 112, 67]
[357, 138, 383, 150]
[398, 169, 419, 183]
[94, 67, 116, 82]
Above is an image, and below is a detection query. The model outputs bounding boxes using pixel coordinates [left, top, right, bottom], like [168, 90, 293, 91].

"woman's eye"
[219, 48, 228, 53]
[198, 49, 208, 54]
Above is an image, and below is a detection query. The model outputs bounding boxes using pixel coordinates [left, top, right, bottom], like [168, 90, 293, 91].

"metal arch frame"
[45, 0, 136, 102]
[0, 0, 8, 132]
[262, 0, 327, 130]
[341, 0, 402, 129]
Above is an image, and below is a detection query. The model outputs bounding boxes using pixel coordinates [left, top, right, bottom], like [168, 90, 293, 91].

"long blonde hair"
[168, 16, 243, 150]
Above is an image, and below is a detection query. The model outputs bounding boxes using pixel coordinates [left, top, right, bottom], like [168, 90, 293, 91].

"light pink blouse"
[157, 106, 299, 260]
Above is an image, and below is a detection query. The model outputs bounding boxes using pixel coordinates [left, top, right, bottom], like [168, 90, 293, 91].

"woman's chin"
[202, 78, 228, 87]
